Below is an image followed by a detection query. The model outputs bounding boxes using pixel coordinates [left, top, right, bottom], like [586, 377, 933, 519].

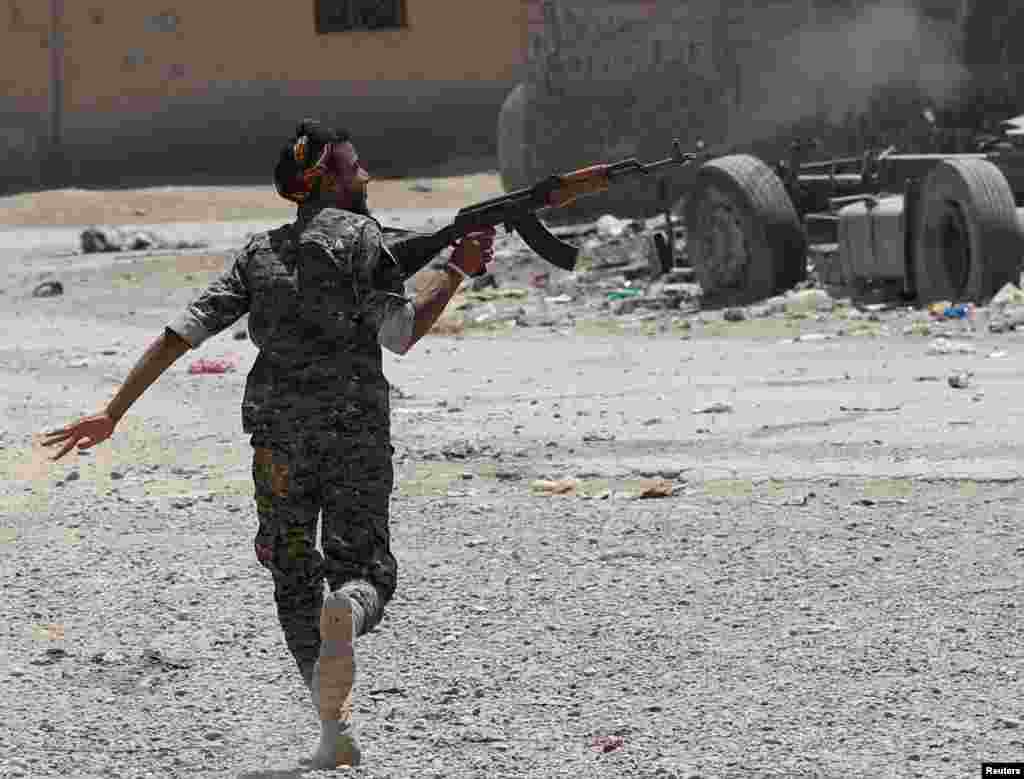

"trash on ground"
[530, 478, 579, 496]
[80, 226, 207, 254]
[188, 357, 238, 375]
[693, 401, 734, 414]
[607, 288, 643, 301]
[991, 283, 1024, 307]
[927, 338, 977, 356]
[464, 287, 528, 302]
[591, 734, 626, 753]
[32, 281, 64, 298]
[948, 370, 972, 389]
[595, 214, 629, 239]
[723, 308, 746, 321]
[636, 478, 678, 499]
[929, 302, 975, 320]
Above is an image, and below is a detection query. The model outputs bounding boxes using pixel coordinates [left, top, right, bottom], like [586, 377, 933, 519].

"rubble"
[694, 401, 734, 414]
[948, 370, 972, 389]
[32, 280, 64, 298]
[426, 209, 1021, 345]
[80, 226, 208, 254]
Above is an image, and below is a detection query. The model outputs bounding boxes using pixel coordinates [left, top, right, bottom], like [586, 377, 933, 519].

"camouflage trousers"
[250, 428, 397, 687]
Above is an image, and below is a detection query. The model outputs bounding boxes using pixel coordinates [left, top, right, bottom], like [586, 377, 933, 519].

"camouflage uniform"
[167, 201, 413, 686]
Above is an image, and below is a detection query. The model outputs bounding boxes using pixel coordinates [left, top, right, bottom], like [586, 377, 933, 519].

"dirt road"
[0, 196, 1021, 779]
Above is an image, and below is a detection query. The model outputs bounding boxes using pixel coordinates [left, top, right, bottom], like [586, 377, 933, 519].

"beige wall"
[1, 1, 527, 191]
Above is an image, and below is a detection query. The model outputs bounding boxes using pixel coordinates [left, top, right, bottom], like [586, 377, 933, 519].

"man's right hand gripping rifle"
[402, 225, 495, 350]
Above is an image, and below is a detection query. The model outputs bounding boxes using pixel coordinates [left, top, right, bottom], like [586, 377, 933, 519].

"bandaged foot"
[305, 589, 359, 767]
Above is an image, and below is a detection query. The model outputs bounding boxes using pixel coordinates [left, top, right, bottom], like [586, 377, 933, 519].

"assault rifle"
[387, 140, 698, 278]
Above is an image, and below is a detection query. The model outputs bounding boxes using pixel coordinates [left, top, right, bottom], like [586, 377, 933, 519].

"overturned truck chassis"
[681, 119, 1024, 306]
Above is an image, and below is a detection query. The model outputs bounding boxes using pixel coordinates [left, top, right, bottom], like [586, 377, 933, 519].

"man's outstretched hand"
[41, 413, 116, 461]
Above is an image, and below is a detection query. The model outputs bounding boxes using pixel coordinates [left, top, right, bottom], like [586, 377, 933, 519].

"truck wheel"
[497, 83, 530, 193]
[684, 154, 806, 304]
[913, 158, 1022, 304]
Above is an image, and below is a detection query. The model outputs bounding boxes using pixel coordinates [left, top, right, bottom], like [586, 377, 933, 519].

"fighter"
[41, 119, 496, 768]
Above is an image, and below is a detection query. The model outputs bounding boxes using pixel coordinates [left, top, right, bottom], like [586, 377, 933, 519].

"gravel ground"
[1, 208, 1022, 779]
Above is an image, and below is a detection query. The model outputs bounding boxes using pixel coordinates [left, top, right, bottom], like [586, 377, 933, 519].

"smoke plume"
[726, 1, 968, 146]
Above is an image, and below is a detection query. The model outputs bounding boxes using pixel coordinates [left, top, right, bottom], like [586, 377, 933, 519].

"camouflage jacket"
[167, 203, 414, 440]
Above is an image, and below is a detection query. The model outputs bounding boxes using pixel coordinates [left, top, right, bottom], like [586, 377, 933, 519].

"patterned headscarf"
[273, 120, 353, 204]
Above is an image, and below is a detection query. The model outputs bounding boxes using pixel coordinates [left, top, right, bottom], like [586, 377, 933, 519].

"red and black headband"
[273, 120, 354, 204]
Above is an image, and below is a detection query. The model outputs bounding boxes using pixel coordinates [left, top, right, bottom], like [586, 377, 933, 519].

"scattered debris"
[596, 214, 630, 239]
[636, 478, 678, 499]
[853, 497, 909, 507]
[991, 283, 1024, 308]
[928, 301, 975, 320]
[693, 401, 734, 414]
[948, 370, 972, 389]
[32, 280, 64, 298]
[591, 734, 626, 753]
[187, 357, 237, 375]
[607, 288, 643, 302]
[928, 338, 977, 356]
[723, 307, 746, 322]
[80, 226, 207, 254]
[530, 478, 578, 496]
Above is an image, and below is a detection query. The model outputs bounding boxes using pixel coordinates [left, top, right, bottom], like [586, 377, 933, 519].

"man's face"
[329, 141, 371, 215]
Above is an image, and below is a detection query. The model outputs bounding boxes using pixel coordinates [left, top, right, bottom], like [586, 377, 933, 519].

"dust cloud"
[727, 1, 968, 144]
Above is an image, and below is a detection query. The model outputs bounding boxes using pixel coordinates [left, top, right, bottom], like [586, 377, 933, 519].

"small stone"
[693, 401, 733, 414]
[948, 371, 972, 389]
[65, 470, 80, 482]
[723, 308, 746, 322]
[32, 280, 65, 297]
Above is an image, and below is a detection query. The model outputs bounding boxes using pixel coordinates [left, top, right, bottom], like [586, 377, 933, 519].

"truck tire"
[497, 83, 530, 193]
[684, 154, 807, 304]
[913, 158, 1022, 305]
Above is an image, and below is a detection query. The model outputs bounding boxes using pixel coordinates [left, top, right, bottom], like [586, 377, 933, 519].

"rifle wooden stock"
[547, 165, 612, 207]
